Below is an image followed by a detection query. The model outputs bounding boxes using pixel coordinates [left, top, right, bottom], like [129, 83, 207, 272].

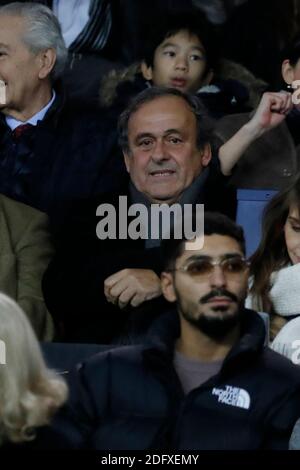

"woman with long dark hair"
[248, 174, 300, 348]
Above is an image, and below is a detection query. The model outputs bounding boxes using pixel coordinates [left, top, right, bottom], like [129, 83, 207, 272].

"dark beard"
[178, 287, 242, 340]
[180, 308, 241, 340]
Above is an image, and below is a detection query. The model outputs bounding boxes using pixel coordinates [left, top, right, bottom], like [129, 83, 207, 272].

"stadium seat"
[236, 189, 277, 257]
[41, 342, 117, 372]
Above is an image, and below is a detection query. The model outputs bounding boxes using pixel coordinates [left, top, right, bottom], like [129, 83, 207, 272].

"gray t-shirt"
[173, 351, 223, 395]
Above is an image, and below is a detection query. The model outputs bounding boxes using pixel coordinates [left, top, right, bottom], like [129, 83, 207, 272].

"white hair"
[0, 2, 68, 80]
[0, 293, 67, 445]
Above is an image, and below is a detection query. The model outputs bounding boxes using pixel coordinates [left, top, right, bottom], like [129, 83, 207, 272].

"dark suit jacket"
[42, 165, 234, 344]
[43, 188, 166, 344]
[0, 90, 126, 225]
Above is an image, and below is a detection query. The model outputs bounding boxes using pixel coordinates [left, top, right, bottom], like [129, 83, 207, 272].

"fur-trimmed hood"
[99, 63, 141, 108]
[99, 59, 267, 110]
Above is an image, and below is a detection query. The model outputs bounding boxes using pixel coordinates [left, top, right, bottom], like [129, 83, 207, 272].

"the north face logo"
[212, 385, 251, 410]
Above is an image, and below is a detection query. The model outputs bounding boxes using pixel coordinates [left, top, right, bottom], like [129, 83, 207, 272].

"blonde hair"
[0, 293, 67, 445]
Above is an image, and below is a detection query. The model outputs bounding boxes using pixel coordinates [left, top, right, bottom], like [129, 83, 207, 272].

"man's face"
[123, 95, 211, 204]
[142, 31, 210, 93]
[0, 14, 43, 116]
[161, 234, 249, 338]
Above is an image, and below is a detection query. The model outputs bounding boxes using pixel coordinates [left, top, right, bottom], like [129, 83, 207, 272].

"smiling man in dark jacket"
[43, 86, 235, 343]
[54, 213, 300, 450]
[43, 84, 293, 344]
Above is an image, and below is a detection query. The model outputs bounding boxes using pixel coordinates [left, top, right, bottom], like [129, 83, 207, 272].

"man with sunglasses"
[55, 212, 300, 450]
[161, 213, 250, 351]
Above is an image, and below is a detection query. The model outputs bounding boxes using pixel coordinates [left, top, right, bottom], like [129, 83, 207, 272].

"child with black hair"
[101, 10, 251, 119]
[140, 12, 250, 118]
[99, 10, 294, 191]
[215, 34, 300, 190]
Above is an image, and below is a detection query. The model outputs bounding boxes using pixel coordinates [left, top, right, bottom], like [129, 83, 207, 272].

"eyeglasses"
[169, 256, 250, 280]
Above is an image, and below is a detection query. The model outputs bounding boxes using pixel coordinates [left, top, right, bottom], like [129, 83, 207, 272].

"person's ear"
[161, 271, 177, 303]
[282, 59, 295, 85]
[141, 61, 153, 81]
[37, 48, 57, 79]
[200, 143, 212, 167]
[123, 151, 131, 173]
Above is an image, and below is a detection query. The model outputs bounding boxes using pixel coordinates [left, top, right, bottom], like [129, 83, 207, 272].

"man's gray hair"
[0, 2, 68, 80]
[118, 86, 215, 155]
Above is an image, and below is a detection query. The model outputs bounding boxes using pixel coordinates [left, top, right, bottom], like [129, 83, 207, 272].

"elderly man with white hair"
[0, 2, 125, 222]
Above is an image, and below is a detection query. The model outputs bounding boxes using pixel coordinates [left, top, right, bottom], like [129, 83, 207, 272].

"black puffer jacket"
[55, 308, 300, 450]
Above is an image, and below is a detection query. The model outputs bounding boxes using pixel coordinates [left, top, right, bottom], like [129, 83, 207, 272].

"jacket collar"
[0, 81, 66, 132]
[39, 81, 66, 128]
[143, 307, 266, 378]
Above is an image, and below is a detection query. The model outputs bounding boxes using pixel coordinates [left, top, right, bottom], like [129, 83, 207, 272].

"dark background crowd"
[1, 0, 300, 453]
